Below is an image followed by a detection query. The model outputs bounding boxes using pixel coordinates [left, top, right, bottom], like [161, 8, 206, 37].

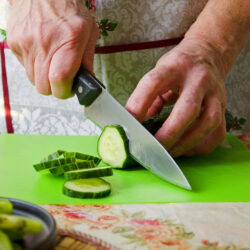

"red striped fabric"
[95, 36, 183, 54]
[0, 36, 182, 134]
[0, 41, 14, 133]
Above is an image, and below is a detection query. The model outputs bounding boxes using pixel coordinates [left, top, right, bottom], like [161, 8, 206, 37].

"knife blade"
[73, 67, 191, 190]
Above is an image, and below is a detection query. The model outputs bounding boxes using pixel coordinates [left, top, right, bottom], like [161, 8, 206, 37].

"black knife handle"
[73, 67, 105, 106]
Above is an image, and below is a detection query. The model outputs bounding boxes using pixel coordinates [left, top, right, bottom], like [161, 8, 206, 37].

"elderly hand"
[126, 39, 227, 157]
[7, 0, 99, 98]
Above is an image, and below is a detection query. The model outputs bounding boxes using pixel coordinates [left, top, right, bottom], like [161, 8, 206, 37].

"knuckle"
[49, 70, 69, 83]
[144, 70, 163, 92]
[36, 84, 51, 96]
[66, 18, 88, 38]
[206, 109, 222, 130]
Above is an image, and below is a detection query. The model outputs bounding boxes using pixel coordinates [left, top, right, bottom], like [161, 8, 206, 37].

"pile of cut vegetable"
[0, 198, 42, 250]
[33, 125, 136, 199]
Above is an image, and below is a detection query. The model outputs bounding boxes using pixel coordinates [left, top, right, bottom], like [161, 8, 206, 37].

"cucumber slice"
[0, 230, 13, 250]
[63, 152, 101, 166]
[49, 160, 95, 176]
[33, 158, 76, 172]
[0, 199, 13, 214]
[0, 214, 42, 234]
[64, 166, 113, 180]
[63, 178, 111, 198]
[40, 150, 66, 163]
[97, 125, 137, 168]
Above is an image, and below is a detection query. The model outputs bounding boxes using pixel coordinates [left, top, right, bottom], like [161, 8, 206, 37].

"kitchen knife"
[73, 67, 191, 190]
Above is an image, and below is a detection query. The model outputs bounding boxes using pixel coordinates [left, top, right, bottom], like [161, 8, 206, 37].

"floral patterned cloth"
[43, 203, 250, 250]
[0, 0, 249, 135]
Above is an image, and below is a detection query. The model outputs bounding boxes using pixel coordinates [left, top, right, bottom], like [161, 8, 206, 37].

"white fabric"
[0, 0, 250, 134]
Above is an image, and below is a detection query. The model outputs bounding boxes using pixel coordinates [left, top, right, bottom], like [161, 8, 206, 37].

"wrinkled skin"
[7, 0, 249, 157]
[7, 0, 99, 99]
[126, 39, 227, 157]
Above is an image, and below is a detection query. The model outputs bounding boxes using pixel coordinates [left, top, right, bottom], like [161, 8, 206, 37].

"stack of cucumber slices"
[0, 198, 42, 250]
[33, 125, 137, 199]
[33, 150, 113, 199]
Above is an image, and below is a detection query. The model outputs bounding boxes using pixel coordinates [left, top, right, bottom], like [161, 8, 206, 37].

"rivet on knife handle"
[73, 67, 105, 106]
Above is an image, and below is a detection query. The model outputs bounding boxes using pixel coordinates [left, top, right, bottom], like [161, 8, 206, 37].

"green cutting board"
[0, 134, 249, 204]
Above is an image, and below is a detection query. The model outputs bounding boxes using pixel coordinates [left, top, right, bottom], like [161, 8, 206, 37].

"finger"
[22, 53, 35, 85]
[126, 67, 177, 122]
[81, 24, 99, 74]
[161, 90, 179, 105]
[184, 116, 226, 156]
[155, 86, 204, 150]
[34, 54, 52, 95]
[146, 95, 165, 118]
[49, 41, 88, 99]
[169, 96, 222, 157]
[145, 90, 179, 118]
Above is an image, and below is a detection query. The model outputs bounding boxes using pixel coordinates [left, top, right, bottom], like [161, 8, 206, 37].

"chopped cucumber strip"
[64, 166, 113, 180]
[63, 152, 101, 166]
[40, 150, 66, 163]
[63, 178, 111, 198]
[33, 158, 76, 172]
[0, 230, 12, 250]
[49, 160, 95, 176]
[0, 214, 42, 234]
[98, 125, 136, 168]
[0, 199, 13, 214]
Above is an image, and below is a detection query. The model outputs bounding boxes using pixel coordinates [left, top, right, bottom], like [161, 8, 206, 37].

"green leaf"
[100, 29, 108, 36]
[131, 211, 145, 219]
[100, 19, 108, 26]
[112, 226, 133, 234]
[85, 0, 90, 8]
[122, 234, 142, 240]
[0, 29, 6, 36]
[239, 118, 246, 124]
[106, 22, 117, 31]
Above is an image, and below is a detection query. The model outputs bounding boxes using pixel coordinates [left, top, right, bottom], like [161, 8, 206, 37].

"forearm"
[184, 0, 250, 76]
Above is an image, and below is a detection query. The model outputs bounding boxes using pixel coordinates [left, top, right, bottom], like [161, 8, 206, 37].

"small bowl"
[0, 197, 57, 250]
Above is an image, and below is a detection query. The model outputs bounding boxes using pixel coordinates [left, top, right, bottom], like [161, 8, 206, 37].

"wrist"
[184, 0, 250, 76]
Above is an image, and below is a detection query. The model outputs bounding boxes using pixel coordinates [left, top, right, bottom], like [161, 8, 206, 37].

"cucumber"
[63, 178, 111, 198]
[63, 152, 101, 166]
[0, 199, 13, 214]
[0, 214, 42, 234]
[12, 243, 23, 250]
[40, 150, 66, 163]
[142, 105, 234, 134]
[49, 160, 95, 176]
[0, 230, 13, 250]
[33, 158, 76, 172]
[3, 230, 24, 241]
[97, 125, 137, 168]
[64, 166, 113, 181]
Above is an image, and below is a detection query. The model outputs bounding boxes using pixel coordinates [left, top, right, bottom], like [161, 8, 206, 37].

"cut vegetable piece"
[63, 178, 111, 198]
[64, 166, 113, 180]
[3, 230, 24, 241]
[40, 150, 66, 163]
[0, 199, 13, 214]
[97, 125, 137, 168]
[49, 160, 95, 176]
[12, 243, 23, 250]
[0, 214, 42, 234]
[64, 152, 101, 166]
[0, 230, 13, 250]
[33, 158, 76, 172]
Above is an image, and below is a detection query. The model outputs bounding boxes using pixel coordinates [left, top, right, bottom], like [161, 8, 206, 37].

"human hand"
[7, 0, 99, 98]
[126, 39, 227, 157]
